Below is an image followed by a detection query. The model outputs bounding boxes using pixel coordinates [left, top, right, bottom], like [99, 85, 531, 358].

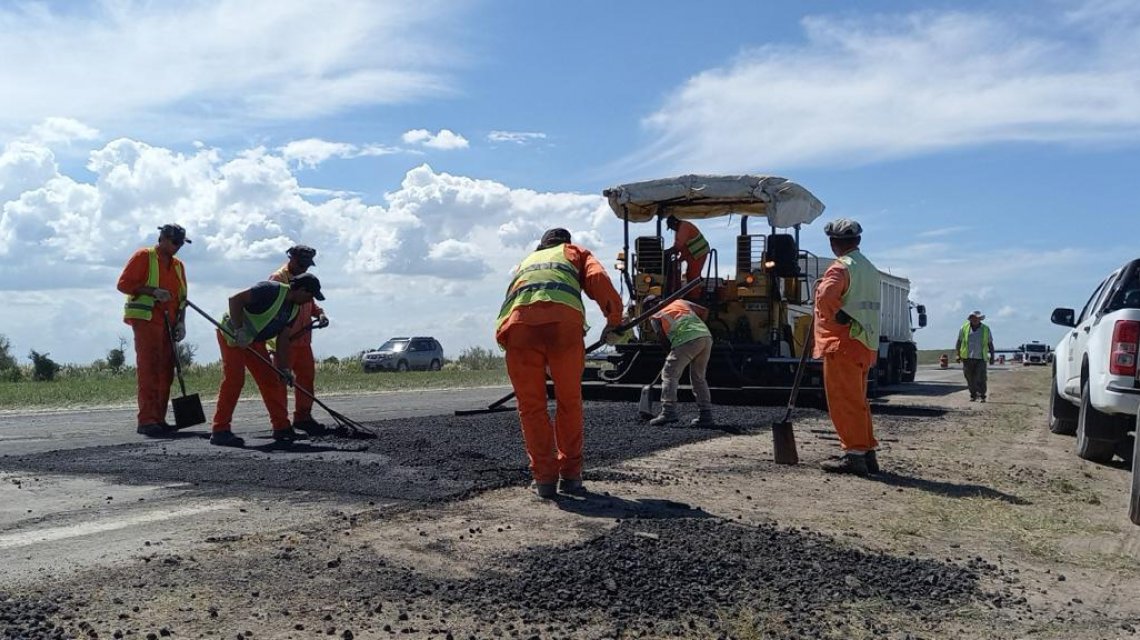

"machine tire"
[1048, 367, 1078, 435]
[1076, 378, 1118, 463]
[429, 359, 441, 371]
[396, 360, 410, 373]
[900, 345, 918, 383]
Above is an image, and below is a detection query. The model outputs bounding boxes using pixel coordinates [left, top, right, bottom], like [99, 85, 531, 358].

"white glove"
[152, 288, 172, 302]
[172, 321, 186, 342]
[602, 326, 625, 345]
[317, 314, 330, 328]
[279, 367, 294, 387]
[226, 321, 253, 348]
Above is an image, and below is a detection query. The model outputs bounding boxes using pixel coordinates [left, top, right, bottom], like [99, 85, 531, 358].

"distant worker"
[955, 310, 995, 402]
[210, 274, 326, 448]
[117, 224, 190, 438]
[496, 228, 624, 499]
[645, 296, 715, 427]
[268, 245, 330, 436]
[666, 215, 709, 294]
[813, 218, 882, 476]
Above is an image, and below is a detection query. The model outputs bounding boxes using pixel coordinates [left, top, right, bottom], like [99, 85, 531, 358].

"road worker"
[210, 273, 326, 448]
[268, 245, 330, 435]
[666, 215, 710, 295]
[496, 228, 623, 499]
[117, 224, 190, 438]
[955, 310, 996, 402]
[813, 218, 882, 476]
[645, 295, 715, 427]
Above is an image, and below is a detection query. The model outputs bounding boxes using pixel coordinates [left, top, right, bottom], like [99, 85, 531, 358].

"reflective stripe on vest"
[837, 250, 881, 352]
[685, 231, 710, 260]
[655, 300, 711, 348]
[495, 246, 585, 337]
[123, 248, 187, 322]
[958, 323, 991, 360]
[221, 283, 297, 347]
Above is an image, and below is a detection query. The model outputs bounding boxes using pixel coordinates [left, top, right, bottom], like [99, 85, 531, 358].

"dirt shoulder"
[3, 368, 1138, 640]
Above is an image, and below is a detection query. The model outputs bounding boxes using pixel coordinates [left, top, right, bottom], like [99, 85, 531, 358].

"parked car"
[1048, 258, 1140, 465]
[362, 337, 444, 372]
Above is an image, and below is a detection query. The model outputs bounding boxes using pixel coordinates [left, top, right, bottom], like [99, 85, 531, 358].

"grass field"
[0, 361, 509, 410]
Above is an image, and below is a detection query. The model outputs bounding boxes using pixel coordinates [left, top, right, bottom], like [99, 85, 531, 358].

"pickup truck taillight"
[1109, 319, 1140, 376]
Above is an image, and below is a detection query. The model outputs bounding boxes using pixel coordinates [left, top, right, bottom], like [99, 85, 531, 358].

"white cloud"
[997, 305, 1017, 318]
[25, 118, 100, 145]
[487, 130, 547, 145]
[0, 1, 463, 136]
[280, 139, 358, 168]
[402, 128, 469, 150]
[917, 226, 969, 239]
[636, 4, 1140, 172]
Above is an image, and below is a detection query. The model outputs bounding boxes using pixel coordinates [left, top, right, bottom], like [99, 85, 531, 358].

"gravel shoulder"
[2, 368, 1138, 639]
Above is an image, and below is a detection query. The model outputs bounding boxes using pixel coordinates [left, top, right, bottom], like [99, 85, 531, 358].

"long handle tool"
[185, 299, 377, 438]
[455, 277, 705, 417]
[771, 320, 813, 465]
[163, 310, 206, 429]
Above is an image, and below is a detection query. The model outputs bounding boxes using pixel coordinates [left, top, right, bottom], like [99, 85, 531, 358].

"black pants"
[963, 358, 988, 398]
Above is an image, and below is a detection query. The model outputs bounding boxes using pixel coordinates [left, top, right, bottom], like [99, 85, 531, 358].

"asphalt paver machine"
[583, 174, 829, 405]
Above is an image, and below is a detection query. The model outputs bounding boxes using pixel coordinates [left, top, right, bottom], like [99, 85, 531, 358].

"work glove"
[316, 313, 330, 328]
[279, 367, 294, 387]
[225, 321, 253, 348]
[602, 325, 626, 345]
[172, 321, 186, 342]
[151, 288, 172, 303]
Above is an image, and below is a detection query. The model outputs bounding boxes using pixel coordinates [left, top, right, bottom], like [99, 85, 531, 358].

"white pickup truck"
[1048, 259, 1140, 470]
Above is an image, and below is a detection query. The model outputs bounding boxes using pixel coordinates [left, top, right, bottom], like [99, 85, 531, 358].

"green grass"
[0, 361, 509, 410]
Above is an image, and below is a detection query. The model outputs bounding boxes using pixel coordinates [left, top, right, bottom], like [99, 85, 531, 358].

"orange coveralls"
[813, 261, 878, 453]
[495, 244, 623, 484]
[213, 333, 291, 433]
[116, 248, 186, 428]
[268, 265, 324, 423]
[673, 220, 709, 283]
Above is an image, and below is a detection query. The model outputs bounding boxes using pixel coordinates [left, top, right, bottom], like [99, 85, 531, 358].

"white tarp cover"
[603, 174, 825, 228]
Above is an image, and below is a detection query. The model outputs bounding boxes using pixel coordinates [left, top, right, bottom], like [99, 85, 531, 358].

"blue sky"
[1, 0, 1138, 364]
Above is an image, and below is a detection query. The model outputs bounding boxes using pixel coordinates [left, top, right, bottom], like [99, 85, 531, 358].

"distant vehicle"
[362, 336, 444, 372]
[1022, 341, 1050, 366]
[1048, 258, 1140, 466]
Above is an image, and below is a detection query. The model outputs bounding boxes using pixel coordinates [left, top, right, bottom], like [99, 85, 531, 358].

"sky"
[2, 0, 1139, 365]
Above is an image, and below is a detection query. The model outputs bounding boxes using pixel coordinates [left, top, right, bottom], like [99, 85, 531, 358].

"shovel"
[638, 370, 662, 420]
[772, 321, 814, 465]
[163, 311, 206, 429]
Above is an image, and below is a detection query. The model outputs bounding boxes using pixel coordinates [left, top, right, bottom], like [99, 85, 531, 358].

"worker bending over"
[210, 273, 326, 448]
[813, 218, 882, 476]
[496, 228, 623, 499]
[117, 224, 190, 438]
[268, 245, 330, 435]
[666, 215, 710, 294]
[646, 296, 715, 427]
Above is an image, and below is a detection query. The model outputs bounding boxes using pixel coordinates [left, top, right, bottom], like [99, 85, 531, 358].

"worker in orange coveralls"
[209, 273, 325, 448]
[495, 228, 624, 499]
[813, 218, 882, 476]
[666, 215, 710, 295]
[268, 245, 330, 436]
[117, 224, 191, 438]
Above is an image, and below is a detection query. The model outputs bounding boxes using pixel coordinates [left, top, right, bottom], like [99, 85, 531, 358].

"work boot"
[293, 419, 329, 437]
[690, 408, 715, 428]
[272, 427, 302, 443]
[136, 423, 169, 438]
[648, 403, 679, 427]
[979, 395, 987, 403]
[533, 482, 557, 499]
[209, 430, 245, 448]
[866, 450, 880, 475]
[819, 453, 869, 477]
[558, 477, 586, 495]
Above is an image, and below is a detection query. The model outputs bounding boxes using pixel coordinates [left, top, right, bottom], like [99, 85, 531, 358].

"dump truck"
[580, 174, 926, 405]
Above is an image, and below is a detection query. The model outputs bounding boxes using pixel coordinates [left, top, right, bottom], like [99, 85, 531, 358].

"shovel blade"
[638, 384, 656, 420]
[772, 421, 799, 465]
[172, 394, 206, 429]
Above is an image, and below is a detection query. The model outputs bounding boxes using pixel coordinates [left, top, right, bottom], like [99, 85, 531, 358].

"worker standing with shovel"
[268, 245, 330, 436]
[814, 218, 882, 476]
[645, 295, 715, 427]
[208, 273, 325, 448]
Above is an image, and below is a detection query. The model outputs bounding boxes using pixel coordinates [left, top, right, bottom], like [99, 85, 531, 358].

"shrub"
[0, 366, 22, 382]
[0, 335, 17, 371]
[29, 350, 61, 382]
[323, 355, 340, 365]
[175, 342, 197, 368]
[451, 346, 505, 371]
[107, 337, 127, 373]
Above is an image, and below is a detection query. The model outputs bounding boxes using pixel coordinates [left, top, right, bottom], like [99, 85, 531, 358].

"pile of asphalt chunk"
[0, 591, 69, 640]
[420, 517, 1017, 638]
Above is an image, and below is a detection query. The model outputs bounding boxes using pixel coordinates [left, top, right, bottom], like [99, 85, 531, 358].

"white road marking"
[0, 502, 237, 550]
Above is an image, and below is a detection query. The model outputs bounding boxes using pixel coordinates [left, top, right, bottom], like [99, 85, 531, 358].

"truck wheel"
[1076, 378, 1118, 463]
[1048, 369, 1077, 435]
[429, 359, 441, 371]
[396, 360, 409, 373]
[900, 345, 917, 383]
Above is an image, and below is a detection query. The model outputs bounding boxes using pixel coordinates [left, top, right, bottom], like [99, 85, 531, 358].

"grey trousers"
[963, 358, 988, 398]
[660, 336, 713, 409]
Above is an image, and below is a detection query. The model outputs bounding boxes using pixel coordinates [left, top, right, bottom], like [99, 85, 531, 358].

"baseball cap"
[287, 244, 317, 267]
[290, 272, 325, 300]
[158, 224, 191, 244]
[538, 228, 572, 249]
[823, 218, 862, 238]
